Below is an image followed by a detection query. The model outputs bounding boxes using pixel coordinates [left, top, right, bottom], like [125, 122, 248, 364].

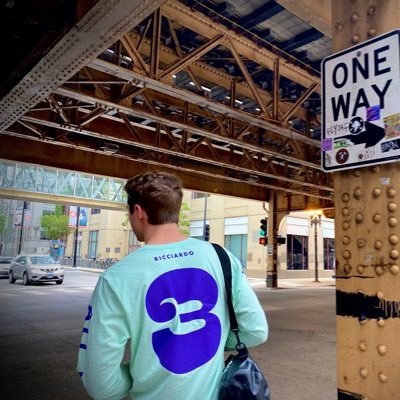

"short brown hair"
[124, 171, 183, 225]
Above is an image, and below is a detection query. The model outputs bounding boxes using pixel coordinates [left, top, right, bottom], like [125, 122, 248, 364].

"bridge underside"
[0, 0, 333, 212]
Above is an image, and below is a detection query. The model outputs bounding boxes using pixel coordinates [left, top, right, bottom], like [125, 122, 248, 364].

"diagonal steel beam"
[47, 94, 70, 124]
[141, 93, 185, 153]
[228, 38, 270, 118]
[282, 83, 318, 124]
[88, 58, 320, 148]
[82, 67, 111, 101]
[159, 34, 224, 79]
[137, 18, 152, 52]
[54, 85, 321, 170]
[78, 107, 107, 126]
[0, 0, 168, 131]
[16, 120, 44, 138]
[120, 35, 150, 76]
[128, 31, 308, 121]
[166, 17, 203, 92]
[162, 0, 320, 91]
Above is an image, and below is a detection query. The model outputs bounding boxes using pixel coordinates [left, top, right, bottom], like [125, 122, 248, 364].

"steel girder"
[0, 1, 332, 207]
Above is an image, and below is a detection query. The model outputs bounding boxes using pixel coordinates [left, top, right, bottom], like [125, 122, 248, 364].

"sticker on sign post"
[322, 30, 400, 171]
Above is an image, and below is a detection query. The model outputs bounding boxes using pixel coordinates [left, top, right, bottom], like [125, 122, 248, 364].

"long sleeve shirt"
[77, 237, 268, 400]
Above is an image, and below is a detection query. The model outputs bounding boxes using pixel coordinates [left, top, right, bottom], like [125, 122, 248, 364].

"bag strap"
[212, 243, 241, 343]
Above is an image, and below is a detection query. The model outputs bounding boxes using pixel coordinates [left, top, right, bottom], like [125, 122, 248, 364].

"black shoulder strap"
[211, 243, 238, 331]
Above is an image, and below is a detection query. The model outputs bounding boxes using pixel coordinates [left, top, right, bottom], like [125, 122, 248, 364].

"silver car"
[9, 254, 64, 285]
[0, 256, 13, 278]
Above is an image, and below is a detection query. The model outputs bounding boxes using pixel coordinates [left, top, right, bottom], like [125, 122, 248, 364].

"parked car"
[9, 254, 64, 285]
[0, 256, 13, 278]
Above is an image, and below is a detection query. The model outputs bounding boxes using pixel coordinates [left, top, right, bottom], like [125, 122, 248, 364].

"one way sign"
[321, 30, 400, 172]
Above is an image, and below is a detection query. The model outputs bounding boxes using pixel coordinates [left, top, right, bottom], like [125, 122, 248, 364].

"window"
[224, 217, 248, 269]
[91, 208, 101, 215]
[191, 192, 208, 199]
[88, 230, 99, 259]
[287, 234, 308, 270]
[225, 234, 248, 269]
[17, 256, 27, 265]
[324, 238, 335, 270]
[31, 256, 55, 264]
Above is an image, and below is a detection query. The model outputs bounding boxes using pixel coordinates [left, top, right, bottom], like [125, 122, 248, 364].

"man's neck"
[145, 223, 187, 245]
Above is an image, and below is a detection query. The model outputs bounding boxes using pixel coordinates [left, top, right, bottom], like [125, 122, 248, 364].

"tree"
[121, 201, 191, 235]
[40, 205, 70, 240]
[0, 213, 5, 235]
[178, 201, 191, 235]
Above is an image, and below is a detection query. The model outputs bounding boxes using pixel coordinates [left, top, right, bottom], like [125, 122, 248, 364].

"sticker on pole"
[322, 30, 400, 171]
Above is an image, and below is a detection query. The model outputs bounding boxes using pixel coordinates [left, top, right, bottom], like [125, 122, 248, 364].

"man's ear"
[134, 204, 147, 220]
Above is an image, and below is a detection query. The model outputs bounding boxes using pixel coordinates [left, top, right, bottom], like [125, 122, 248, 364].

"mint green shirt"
[77, 238, 268, 400]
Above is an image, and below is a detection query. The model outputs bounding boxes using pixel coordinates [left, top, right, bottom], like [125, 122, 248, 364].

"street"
[0, 269, 336, 400]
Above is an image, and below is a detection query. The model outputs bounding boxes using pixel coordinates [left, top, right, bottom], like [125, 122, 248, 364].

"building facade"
[0, 199, 57, 256]
[60, 191, 335, 279]
[0, 194, 335, 279]
[188, 192, 335, 279]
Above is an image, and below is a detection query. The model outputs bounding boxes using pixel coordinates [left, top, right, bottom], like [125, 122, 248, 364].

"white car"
[0, 256, 13, 278]
[9, 254, 64, 285]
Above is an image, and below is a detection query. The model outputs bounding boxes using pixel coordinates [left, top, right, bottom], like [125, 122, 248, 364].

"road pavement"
[0, 268, 336, 400]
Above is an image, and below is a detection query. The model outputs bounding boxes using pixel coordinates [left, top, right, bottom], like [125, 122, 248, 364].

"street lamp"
[310, 210, 322, 282]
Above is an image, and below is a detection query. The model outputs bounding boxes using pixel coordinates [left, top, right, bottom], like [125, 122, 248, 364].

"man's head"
[124, 171, 183, 225]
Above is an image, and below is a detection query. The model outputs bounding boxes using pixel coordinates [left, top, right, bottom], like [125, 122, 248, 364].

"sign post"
[329, 2, 400, 398]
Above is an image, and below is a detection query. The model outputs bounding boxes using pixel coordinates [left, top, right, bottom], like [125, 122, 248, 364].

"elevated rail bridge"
[0, 1, 399, 399]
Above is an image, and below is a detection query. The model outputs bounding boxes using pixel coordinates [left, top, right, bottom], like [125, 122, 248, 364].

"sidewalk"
[65, 265, 336, 289]
[248, 277, 335, 289]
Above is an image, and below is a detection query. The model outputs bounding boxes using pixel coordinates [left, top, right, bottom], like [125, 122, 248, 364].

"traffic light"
[204, 224, 210, 241]
[259, 218, 267, 246]
[260, 218, 267, 236]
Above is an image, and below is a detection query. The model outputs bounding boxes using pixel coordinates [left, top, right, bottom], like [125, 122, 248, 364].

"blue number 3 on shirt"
[145, 268, 221, 374]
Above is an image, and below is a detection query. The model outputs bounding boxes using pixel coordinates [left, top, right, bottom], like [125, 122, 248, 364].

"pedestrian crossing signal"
[259, 237, 267, 246]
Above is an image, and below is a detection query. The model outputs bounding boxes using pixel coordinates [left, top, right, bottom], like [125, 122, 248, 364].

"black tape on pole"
[337, 290, 400, 320]
[338, 389, 363, 400]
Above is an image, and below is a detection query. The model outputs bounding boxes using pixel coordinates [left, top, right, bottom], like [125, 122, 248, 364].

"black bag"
[212, 243, 271, 400]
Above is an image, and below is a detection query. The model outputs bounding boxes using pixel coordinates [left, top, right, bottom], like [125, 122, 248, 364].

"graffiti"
[326, 122, 349, 137]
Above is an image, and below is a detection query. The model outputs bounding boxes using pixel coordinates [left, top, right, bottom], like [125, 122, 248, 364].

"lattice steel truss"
[0, 0, 333, 209]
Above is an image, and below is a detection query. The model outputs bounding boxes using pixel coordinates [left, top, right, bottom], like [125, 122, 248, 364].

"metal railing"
[60, 257, 117, 270]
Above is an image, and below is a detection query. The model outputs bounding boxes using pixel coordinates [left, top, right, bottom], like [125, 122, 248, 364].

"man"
[77, 171, 268, 400]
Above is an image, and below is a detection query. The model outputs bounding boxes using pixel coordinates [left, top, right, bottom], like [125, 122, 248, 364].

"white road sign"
[322, 30, 400, 171]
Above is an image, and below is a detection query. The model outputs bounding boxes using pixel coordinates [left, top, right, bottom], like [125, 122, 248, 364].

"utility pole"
[266, 194, 278, 288]
[310, 212, 322, 283]
[17, 201, 27, 254]
[72, 206, 80, 268]
[202, 195, 208, 240]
